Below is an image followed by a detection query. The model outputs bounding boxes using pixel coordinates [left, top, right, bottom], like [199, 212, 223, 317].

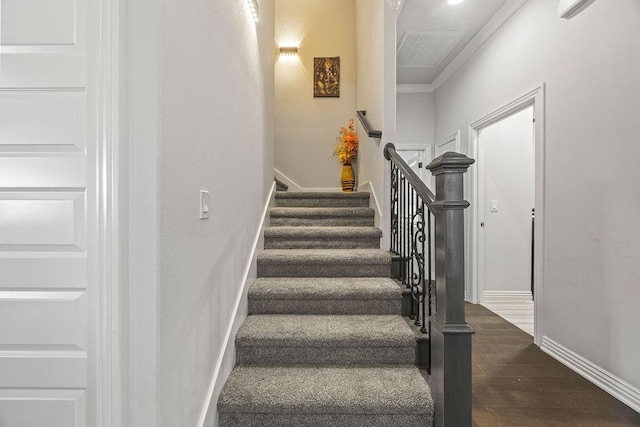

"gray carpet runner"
[217, 191, 433, 426]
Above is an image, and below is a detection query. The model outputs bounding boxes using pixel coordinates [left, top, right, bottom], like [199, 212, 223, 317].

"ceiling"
[396, 0, 508, 85]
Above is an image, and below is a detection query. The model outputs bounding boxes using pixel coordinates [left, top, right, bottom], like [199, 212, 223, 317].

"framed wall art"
[313, 57, 340, 97]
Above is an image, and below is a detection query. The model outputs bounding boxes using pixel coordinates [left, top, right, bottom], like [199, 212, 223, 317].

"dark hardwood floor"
[467, 303, 640, 426]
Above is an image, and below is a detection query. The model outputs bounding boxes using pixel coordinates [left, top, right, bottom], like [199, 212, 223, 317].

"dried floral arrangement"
[332, 118, 359, 164]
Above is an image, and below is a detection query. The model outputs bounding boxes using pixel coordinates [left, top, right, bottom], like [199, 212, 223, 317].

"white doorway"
[477, 106, 535, 336]
[468, 84, 546, 346]
[396, 144, 434, 181]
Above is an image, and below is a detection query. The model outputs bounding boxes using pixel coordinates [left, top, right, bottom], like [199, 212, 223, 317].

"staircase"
[217, 191, 433, 426]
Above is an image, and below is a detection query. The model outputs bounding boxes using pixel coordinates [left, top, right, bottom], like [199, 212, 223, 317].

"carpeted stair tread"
[269, 207, 374, 227]
[276, 191, 370, 200]
[264, 226, 381, 238]
[270, 207, 374, 218]
[275, 191, 370, 208]
[258, 249, 390, 265]
[264, 226, 381, 249]
[249, 277, 399, 300]
[248, 277, 401, 314]
[218, 365, 433, 417]
[236, 314, 414, 348]
[257, 249, 391, 277]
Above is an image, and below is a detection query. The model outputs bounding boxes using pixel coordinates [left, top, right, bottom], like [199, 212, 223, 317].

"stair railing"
[384, 143, 475, 427]
[356, 110, 382, 138]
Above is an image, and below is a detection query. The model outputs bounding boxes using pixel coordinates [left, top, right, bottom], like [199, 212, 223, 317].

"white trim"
[394, 143, 429, 151]
[432, 0, 527, 91]
[435, 130, 460, 154]
[482, 290, 533, 303]
[274, 168, 301, 191]
[542, 337, 640, 413]
[274, 168, 341, 193]
[558, 0, 594, 19]
[357, 181, 383, 227]
[397, 84, 434, 93]
[96, 0, 121, 424]
[468, 83, 546, 347]
[196, 182, 276, 427]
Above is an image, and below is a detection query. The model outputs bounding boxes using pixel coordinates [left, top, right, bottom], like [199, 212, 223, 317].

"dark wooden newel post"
[425, 152, 475, 427]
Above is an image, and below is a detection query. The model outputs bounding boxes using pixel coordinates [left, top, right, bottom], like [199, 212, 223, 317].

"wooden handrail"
[356, 110, 382, 139]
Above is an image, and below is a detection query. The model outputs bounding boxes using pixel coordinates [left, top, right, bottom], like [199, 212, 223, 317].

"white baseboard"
[482, 290, 533, 303]
[274, 168, 341, 192]
[196, 182, 276, 427]
[357, 181, 382, 230]
[541, 336, 640, 413]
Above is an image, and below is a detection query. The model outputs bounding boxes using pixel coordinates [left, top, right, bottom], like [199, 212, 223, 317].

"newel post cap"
[425, 151, 475, 175]
[383, 143, 395, 160]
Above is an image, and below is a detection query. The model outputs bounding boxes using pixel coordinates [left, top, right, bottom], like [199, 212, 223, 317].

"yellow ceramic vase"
[341, 163, 355, 192]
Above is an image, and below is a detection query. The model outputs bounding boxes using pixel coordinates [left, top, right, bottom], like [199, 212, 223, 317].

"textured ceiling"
[397, 30, 464, 68]
[396, 0, 509, 85]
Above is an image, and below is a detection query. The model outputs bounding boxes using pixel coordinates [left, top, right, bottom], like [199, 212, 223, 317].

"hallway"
[468, 304, 640, 426]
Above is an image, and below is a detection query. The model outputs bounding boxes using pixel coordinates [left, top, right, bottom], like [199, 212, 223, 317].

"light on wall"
[447, 0, 465, 5]
[279, 47, 298, 57]
[247, 0, 259, 22]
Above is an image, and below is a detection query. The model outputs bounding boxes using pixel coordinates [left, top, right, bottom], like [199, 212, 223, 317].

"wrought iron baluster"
[409, 186, 414, 303]
[420, 200, 424, 333]
[411, 199, 425, 328]
[390, 164, 399, 256]
[400, 175, 405, 284]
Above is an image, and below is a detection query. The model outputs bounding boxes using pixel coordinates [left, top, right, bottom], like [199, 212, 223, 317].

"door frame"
[435, 130, 461, 156]
[468, 83, 546, 346]
[95, 0, 122, 424]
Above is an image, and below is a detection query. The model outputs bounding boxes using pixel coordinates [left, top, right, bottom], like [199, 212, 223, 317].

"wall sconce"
[279, 47, 298, 57]
[247, 0, 259, 22]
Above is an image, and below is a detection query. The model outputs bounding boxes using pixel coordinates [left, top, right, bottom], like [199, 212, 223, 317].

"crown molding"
[558, 0, 593, 19]
[397, 84, 434, 93]
[388, 0, 405, 13]
[432, 0, 527, 91]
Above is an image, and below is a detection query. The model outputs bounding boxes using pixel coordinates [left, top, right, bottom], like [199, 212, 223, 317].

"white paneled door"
[0, 0, 107, 425]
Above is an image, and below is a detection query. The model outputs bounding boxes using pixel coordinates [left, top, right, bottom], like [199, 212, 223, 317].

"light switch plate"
[490, 200, 498, 212]
[200, 190, 210, 219]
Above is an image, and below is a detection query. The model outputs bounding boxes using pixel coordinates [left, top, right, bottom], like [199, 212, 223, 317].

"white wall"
[125, 0, 162, 424]
[435, 0, 640, 396]
[275, 0, 356, 190]
[125, 0, 275, 425]
[397, 92, 435, 148]
[356, 0, 397, 246]
[479, 107, 534, 295]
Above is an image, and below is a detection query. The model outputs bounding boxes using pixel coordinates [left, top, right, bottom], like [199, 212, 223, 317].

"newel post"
[425, 151, 475, 427]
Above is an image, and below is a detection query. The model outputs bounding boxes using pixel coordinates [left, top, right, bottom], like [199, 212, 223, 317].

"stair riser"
[236, 346, 415, 366]
[248, 299, 400, 315]
[257, 263, 390, 278]
[270, 217, 374, 227]
[275, 199, 369, 208]
[220, 413, 430, 427]
[264, 238, 380, 249]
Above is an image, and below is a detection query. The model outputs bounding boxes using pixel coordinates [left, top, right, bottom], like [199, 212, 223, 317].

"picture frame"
[313, 57, 340, 98]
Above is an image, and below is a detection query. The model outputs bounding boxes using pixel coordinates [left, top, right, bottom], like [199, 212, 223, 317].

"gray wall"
[397, 92, 434, 148]
[126, 0, 276, 425]
[434, 0, 640, 392]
